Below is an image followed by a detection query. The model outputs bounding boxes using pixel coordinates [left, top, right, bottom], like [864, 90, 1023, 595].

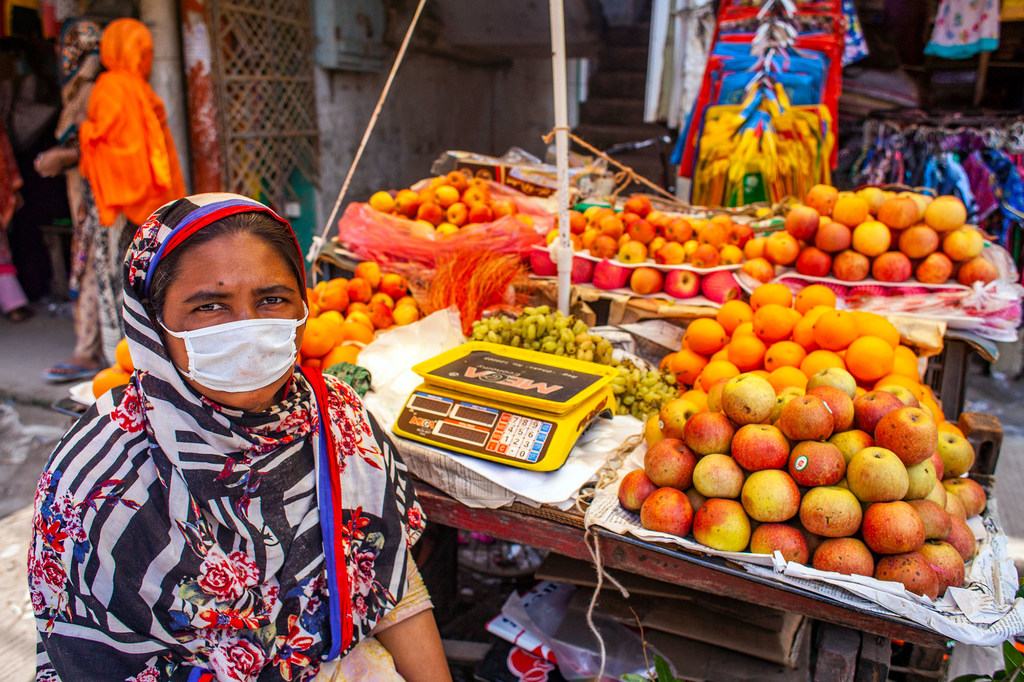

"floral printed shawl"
[31, 193, 425, 682]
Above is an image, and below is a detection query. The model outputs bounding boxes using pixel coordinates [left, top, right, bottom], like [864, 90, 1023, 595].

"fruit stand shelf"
[412, 481, 949, 650]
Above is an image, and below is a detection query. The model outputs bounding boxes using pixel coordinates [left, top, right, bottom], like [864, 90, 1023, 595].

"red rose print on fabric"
[208, 636, 268, 682]
[125, 665, 160, 682]
[111, 381, 144, 433]
[198, 548, 260, 601]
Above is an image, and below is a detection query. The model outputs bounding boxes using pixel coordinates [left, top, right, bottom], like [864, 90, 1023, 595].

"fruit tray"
[735, 269, 971, 297]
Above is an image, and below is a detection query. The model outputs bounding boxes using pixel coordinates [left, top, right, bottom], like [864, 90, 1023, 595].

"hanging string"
[583, 528, 631, 682]
[306, 0, 429, 274]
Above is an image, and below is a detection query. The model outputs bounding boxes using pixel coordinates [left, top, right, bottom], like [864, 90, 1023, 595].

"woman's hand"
[375, 609, 452, 682]
[34, 148, 78, 177]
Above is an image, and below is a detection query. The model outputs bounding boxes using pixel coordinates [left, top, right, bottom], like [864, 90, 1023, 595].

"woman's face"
[159, 231, 306, 412]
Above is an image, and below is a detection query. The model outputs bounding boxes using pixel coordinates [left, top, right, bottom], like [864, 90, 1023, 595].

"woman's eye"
[195, 302, 225, 312]
[260, 296, 287, 306]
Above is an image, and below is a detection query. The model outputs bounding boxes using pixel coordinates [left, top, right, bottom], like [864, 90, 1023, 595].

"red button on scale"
[498, 444, 507, 454]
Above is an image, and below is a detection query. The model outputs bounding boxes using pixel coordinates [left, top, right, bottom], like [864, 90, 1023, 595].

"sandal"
[42, 363, 101, 383]
[6, 306, 32, 322]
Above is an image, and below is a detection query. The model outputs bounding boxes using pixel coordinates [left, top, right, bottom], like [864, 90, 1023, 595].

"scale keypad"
[399, 391, 554, 464]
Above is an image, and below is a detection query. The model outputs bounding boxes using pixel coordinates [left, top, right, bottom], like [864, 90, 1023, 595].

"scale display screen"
[426, 349, 603, 406]
[397, 391, 554, 465]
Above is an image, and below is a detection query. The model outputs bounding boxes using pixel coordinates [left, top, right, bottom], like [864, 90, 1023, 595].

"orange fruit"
[317, 312, 345, 346]
[749, 282, 793, 310]
[852, 311, 900, 348]
[306, 287, 320, 307]
[750, 369, 771, 382]
[668, 348, 709, 386]
[698, 360, 740, 392]
[790, 316, 820, 353]
[684, 318, 729, 356]
[752, 304, 799, 343]
[844, 336, 895, 383]
[716, 300, 753, 335]
[793, 284, 836, 314]
[319, 279, 350, 312]
[300, 317, 335, 359]
[872, 373, 926, 399]
[114, 338, 134, 373]
[732, 321, 755, 339]
[91, 366, 130, 398]
[710, 348, 730, 362]
[812, 310, 858, 351]
[937, 421, 965, 437]
[680, 389, 709, 412]
[768, 366, 808, 393]
[800, 349, 845, 378]
[321, 343, 361, 370]
[892, 345, 921, 380]
[764, 341, 807, 372]
[340, 321, 375, 345]
[727, 335, 767, 372]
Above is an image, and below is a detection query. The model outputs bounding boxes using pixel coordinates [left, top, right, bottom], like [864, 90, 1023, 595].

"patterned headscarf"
[58, 18, 101, 86]
[31, 194, 425, 682]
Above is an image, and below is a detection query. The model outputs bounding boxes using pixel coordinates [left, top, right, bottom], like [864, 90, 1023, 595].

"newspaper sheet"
[585, 465, 1024, 645]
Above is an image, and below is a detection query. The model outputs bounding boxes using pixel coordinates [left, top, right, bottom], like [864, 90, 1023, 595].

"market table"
[413, 480, 954, 680]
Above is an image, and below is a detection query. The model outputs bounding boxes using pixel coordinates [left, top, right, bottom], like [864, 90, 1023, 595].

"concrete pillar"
[139, 0, 193, 192]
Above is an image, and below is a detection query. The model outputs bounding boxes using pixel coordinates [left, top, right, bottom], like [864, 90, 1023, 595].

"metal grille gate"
[209, 0, 319, 211]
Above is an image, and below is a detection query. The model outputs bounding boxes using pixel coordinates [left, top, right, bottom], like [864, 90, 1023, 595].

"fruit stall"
[294, 161, 1024, 681]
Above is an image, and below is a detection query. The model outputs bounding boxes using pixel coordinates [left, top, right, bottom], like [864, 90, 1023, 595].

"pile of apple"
[618, 369, 984, 601]
[298, 261, 420, 370]
[532, 195, 751, 303]
[365, 170, 532, 235]
[742, 185, 998, 288]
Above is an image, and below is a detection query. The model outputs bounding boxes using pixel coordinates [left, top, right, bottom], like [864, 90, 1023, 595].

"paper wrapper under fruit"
[586, 470, 1024, 646]
[336, 183, 553, 268]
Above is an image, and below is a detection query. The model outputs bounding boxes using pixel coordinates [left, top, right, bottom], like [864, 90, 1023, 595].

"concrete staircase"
[574, 19, 676, 192]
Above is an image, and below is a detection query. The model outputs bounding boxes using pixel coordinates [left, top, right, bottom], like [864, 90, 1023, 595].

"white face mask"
[161, 306, 308, 393]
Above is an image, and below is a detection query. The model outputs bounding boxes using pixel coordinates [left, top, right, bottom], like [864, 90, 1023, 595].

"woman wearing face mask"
[30, 194, 452, 682]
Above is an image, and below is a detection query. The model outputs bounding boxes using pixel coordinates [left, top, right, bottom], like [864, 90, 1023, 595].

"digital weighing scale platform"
[392, 341, 617, 471]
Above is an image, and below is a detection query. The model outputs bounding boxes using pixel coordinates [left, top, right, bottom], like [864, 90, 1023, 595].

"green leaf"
[654, 654, 677, 682]
[1015, 583, 1024, 600]
[994, 671, 1007, 681]
[619, 675, 648, 682]
[178, 580, 212, 606]
[951, 675, 992, 682]
[1005, 641, 1024, 672]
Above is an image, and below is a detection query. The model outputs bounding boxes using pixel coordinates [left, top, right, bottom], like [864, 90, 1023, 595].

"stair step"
[589, 71, 647, 99]
[580, 97, 646, 125]
[606, 23, 651, 47]
[572, 122, 672, 151]
[598, 45, 649, 72]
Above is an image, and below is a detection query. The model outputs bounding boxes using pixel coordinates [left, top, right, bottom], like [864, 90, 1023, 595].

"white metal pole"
[550, 0, 573, 316]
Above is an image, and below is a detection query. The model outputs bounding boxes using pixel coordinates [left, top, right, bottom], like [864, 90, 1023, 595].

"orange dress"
[79, 18, 185, 226]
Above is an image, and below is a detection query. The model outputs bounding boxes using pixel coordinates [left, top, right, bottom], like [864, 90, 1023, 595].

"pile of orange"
[91, 338, 134, 398]
[661, 282, 953, 428]
[300, 261, 421, 371]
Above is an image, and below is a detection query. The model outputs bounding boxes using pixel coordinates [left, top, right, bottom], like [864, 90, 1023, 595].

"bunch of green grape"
[470, 306, 679, 419]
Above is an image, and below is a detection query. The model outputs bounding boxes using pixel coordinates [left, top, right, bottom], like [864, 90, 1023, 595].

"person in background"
[37, 18, 105, 380]
[77, 16, 184, 363]
[0, 116, 31, 321]
[30, 193, 452, 682]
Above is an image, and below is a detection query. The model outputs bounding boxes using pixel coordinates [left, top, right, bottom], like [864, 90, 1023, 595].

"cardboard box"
[536, 554, 809, 668]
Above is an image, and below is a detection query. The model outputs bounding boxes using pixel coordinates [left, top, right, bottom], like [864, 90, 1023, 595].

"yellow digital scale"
[392, 341, 617, 471]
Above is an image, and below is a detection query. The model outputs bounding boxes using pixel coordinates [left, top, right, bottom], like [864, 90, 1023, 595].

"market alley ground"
[1, 310, 1023, 680]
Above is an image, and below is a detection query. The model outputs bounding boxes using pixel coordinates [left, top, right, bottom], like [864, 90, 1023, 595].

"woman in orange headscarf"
[78, 17, 185, 360]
